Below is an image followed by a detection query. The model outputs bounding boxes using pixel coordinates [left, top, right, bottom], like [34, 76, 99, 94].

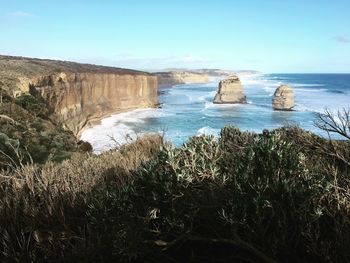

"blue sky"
[0, 0, 349, 73]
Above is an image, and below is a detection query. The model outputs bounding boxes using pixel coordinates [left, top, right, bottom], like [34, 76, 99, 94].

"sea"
[81, 74, 350, 153]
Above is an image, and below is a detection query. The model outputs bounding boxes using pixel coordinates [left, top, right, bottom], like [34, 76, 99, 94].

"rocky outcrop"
[155, 71, 210, 87]
[213, 75, 246, 104]
[272, 84, 294, 111]
[1, 55, 158, 136]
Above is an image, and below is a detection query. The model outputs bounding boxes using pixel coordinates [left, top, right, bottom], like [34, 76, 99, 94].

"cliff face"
[213, 75, 246, 104]
[155, 71, 210, 87]
[1, 55, 158, 136]
[20, 72, 157, 136]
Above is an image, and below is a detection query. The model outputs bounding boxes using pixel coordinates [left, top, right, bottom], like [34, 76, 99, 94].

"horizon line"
[1, 53, 350, 75]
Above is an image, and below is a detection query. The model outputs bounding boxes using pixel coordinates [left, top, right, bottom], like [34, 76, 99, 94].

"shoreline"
[78, 74, 262, 150]
[78, 73, 261, 140]
[77, 105, 157, 139]
[79, 73, 350, 153]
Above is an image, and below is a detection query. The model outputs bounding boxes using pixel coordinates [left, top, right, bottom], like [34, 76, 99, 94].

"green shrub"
[15, 94, 49, 118]
[0, 127, 349, 262]
[85, 129, 350, 262]
[0, 95, 81, 169]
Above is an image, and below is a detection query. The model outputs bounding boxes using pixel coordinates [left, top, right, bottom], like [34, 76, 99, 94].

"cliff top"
[154, 68, 261, 76]
[219, 75, 241, 84]
[0, 55, 152, 89]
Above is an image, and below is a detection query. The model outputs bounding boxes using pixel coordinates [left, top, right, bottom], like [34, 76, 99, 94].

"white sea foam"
[292, 83, 325, 87]
[80, 108, 172, 153]
[240, 78, 268, 85]
[81, 122, 138, 154]
[263, 86, 275, 96]
[263, 85, 326, 94]
[294, 88, 327, 92]
[198, 91, 216, 102]
[197, 126, 220, 136]
[186, 94, 193, 101]
[204, 101, 247, 109]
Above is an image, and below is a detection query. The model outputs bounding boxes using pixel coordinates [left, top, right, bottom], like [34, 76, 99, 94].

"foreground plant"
[0, 112, 349, 262]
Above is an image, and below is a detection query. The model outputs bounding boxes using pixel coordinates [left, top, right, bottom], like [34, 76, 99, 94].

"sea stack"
[272, 84, 294, 111]
[213, 75, 247, 104]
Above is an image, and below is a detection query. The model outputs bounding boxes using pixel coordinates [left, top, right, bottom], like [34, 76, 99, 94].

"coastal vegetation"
[0, 90, 90, 171]
[0, 104, 349, 262]
[0, 55, 158, 136]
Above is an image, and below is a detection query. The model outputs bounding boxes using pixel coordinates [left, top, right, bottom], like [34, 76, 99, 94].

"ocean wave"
[110, 108, 172, 121]
[271, 76, 286, 80]
[293, 88, 327, 92]
[263, 86, 275, 96]
[198, 91, 216, 102]
[264, 85, 327, 94]
[81, 122, 139, 154]
[262, 82, 325, 89]
[327, 89, 346, 94]
[204, 101, 247, 109]
[292, 83, 325, 87]
[241, 79, 269, 85]
[293, 104, 327, 114]
[186, 94, 193, 101]
[197, 126, 220, 136]
[80, 108, 173, 153]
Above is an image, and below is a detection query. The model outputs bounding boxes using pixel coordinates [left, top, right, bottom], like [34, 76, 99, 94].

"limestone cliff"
[155, 71, 210, 87]
[0, 55, 158, 136]
[272, 84, 294, 111]
[213, 75, 246, 104]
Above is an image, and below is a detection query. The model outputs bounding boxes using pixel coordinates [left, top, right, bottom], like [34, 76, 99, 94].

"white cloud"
[7, 11, 34, 18]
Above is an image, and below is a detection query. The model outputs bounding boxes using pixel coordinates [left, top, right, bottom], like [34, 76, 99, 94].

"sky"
[0, 0, 350, 73]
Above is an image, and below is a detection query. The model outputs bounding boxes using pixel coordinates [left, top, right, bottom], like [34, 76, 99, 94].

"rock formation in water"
[0, 55, 158, 136]
[155, 71, 210, 87]
[213, 75, 247, 104]
[272, 84, 294, 111]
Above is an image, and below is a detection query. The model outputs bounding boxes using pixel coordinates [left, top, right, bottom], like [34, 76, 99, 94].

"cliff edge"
[0, 55, 158, 136]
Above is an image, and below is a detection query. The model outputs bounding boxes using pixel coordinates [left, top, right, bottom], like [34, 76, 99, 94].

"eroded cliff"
[272, 84, 294, 111]
[213, 75, 247, 104]
[0, 55, 158, 136]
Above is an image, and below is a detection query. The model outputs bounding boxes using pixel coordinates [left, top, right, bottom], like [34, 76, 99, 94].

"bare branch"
[315, 108, 350, 140]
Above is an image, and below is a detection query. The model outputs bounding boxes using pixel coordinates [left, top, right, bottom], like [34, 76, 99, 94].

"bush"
[0, 135, 164, 262]
[15, 94, 49, 118]
[0, 95, 80, 169]
[0, 127, 349, 262]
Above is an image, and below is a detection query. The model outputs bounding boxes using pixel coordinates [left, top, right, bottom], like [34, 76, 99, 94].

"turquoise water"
[81, 74, 350, 153]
